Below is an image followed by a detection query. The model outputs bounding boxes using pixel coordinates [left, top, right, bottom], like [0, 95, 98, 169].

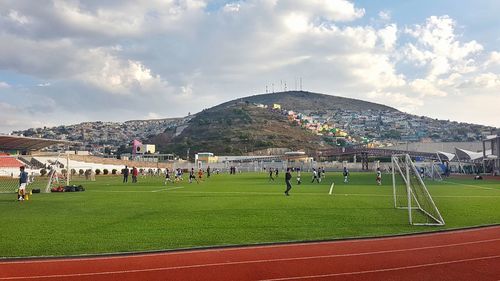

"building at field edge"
[483, 135, 500, 174]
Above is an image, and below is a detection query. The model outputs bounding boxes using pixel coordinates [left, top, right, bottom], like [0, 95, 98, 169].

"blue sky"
[0, 0, 499, 133]
[358, 0, 500, 44]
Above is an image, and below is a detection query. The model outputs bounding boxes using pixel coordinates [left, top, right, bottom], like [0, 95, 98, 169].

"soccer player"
[175, 168, 183, 183]
[268, 168, 274, 182]
[343, 167, 349, 183]
[18, 166, 28, 201]
[189, 168, 196, 183]
[284, 168, 292, 196]
[296, 168, 301, 185]
[198, 169, 204, 181]
[311, 168, 320, 183]
[206, 166, 211, 178]
[164, 168, 172, 185]
[376, 167, 382, 185]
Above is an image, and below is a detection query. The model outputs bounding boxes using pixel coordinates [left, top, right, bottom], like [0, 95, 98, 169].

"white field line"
[130, 190, 500, 198]
[441, 180, 500, 191]
[87, 187, 184, 193]
[333, 193, 500, 198]
[1, 239, 499, 280]
[257, 255, 500, 281]
[151, 187, 184, 192]
[15, 189, 500, 198]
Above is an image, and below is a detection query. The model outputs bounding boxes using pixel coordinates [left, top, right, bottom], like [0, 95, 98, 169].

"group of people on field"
[122, 166, 140, 183]
[280, 167, 383, 196]
[95, 164, 382, 199]
[122, 166, 215, 185]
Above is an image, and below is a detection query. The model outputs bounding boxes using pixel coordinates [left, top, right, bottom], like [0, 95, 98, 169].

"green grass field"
[0, 172, 499, 258]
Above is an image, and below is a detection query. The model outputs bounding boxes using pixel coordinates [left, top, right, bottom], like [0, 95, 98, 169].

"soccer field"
[0, 172, 499, 258]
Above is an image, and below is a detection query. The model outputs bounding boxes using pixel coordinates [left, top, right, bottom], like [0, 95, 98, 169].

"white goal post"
[0, 153, 74, 194]
[0, 154, 51, 194]
[391, 154, 445, 226]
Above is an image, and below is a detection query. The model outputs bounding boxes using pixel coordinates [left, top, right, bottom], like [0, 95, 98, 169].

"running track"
[1, 226, 499, 281]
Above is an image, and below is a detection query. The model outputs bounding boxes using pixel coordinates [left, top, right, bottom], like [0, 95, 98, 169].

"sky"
[0, 0, 499, 134]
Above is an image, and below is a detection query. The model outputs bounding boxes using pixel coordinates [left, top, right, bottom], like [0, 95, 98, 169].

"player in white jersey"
[376, 167, 382, 185]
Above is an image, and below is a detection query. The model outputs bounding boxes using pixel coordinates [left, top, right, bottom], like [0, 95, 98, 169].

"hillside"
[11, 91, 498, 157]
[12, 117, 189, 147]
[153, 102, 331, 156]
[216, 91, 397, 113]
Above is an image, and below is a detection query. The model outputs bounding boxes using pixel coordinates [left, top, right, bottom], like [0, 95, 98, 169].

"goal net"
[0, 154, 51, 194]
[414, 161, 443, 181]
[391, 154, 445, 226]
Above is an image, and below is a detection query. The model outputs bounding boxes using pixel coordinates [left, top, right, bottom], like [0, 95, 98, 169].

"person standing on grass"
[311, 168, 320, 183]
[269, 168, 274, 182]
[275, 168, 279, 178]
[189, 168, 198, 184]
[296, 168, 301, 185]
[284, 168, 292, 196]
[164, 168, 172, 185]
[132, 166, 138, 183]
[343, 167, 349, 183]
[376, 167, 382, 186]
[198, 169, 204, 181]
[207, 166, 211, 178]
[18, 166, 28, 201]
[123, 165, 129, 183]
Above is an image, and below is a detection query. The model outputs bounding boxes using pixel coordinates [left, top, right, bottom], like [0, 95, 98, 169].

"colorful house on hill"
[272, 104, 281, 110]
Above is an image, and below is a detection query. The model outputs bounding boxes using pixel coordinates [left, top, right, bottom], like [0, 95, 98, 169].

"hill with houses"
[11, 91, 498, 157]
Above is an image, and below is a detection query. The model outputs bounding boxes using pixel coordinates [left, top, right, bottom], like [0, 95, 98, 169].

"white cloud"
[472, 73, 500, 88]
[78, 50, 169, 95]
[377, 24, 397, 51]
[410, 79, 448, 97]
[37, 82, 51, 87]
[378, 10, 391, 21]
[341, 53, 406, 89]
[0, 101, 52, 129]
[278, 0, 365, 23]
[0, 82, 11, 88]
[0, 1, 500, 133]
[146, 112, 162, 119]
[367, 91, 423, 113]
[7, 9, 30, 25]
[283, 12, 310, 33]
[485, 51, 500, 66]
[404, 15, 483, 80]
[223, 3, 241, 13]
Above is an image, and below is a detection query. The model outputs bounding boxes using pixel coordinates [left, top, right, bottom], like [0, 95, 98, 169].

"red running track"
[1, 226, 499, 281]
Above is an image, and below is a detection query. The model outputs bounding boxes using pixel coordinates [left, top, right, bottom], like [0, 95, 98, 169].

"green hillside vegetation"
[155, 102, 330, 156]
[151, 91, 400, 156]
